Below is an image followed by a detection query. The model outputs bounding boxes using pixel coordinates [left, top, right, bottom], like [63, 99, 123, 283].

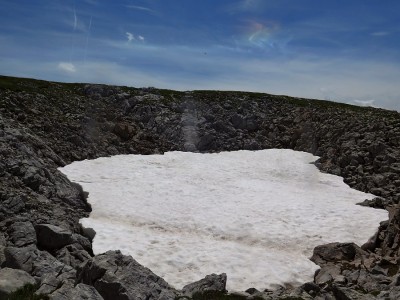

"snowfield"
[59, 149, 387, 291]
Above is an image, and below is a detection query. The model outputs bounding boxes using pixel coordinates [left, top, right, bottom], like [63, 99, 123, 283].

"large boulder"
[35, 224, 89, 251]
[310, 243, 369, 267]
[36, 223, 70, 248]
[78, 250, 178, 300]
[0, 267, 36, 300]
[3, 245, 75, 281]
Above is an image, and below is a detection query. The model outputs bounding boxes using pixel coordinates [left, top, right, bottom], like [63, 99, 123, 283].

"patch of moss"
[7, 284, 49, 300]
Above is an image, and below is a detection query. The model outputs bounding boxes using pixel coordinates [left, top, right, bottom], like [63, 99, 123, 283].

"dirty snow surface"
[59, 149, 387, 291]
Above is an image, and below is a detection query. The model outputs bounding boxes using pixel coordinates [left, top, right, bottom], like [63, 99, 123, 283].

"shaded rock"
[315, 265, 341, 285]
[56, 244, 92, 269]
[181, 273, 227, 298]
[230, 114, 259, 131]
[231, 114, 245, 129]
[0, 194, 25, 214]
[7, 221, 37, 247]
[4, 245, 38, 273]
[78, 250, 177, 300]
[35, 224, 73, 251]
[332, 285, 375, 300]
[0, 267, 36, 300]
[4, 245, 73, 280]
[36, 268, 77, 295]
[49, 283, 104, 300]
[310, 243, 368, 266]
[357, 197, 389, 209]
[197, 134, 215, 151]
[113, 122, 136, 140]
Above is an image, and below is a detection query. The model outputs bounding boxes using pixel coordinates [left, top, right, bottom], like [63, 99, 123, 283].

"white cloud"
[353, 99, 376, 107]
[125, 5, 155, 13]
[371, 31, 390, 37]
[138, 35, 145, 41]
[126, 32, 134, 42]
[58, 62, 76, 73]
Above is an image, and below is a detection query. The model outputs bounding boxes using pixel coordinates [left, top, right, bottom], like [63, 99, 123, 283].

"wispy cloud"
[58, 62, 76, 72]
[228, 0, 265, 13]
[371, 31, 390, 36]
[73, 7, 77, 31]
[126, 32, 134, 42]
[125, 32, 145, 43]
[125, 5, 155, 14]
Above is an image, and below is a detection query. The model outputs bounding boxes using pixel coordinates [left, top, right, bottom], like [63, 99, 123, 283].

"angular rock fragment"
[78, 250, 178, 300]
[181, 273, 227, 298]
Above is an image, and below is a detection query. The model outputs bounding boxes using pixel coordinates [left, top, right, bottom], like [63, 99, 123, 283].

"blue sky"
[1, 0, 400, 110]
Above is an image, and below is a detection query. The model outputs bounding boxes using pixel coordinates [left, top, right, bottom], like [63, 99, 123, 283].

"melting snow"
[59, 149, 387, 291]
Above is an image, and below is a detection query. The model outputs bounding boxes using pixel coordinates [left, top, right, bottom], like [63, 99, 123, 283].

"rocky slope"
[0, 75, 400, 299]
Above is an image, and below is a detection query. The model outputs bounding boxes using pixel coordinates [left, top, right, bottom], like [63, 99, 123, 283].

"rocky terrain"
[0, 75, 400, 299]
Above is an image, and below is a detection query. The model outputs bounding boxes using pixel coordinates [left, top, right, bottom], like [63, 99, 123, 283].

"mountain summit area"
[1, 75, 400, 299]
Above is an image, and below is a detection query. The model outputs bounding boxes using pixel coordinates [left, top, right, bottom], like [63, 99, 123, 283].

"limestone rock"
[7, 221, 37, 247]
[310, 243, 368, 267]
[35, 224, 73, 250]
[181, 273, 227, 298]
[78, 250, 178, 300]
[49, 283, 104, 300]
[113, 122, 136, 140]
[0, 267, 36, 300]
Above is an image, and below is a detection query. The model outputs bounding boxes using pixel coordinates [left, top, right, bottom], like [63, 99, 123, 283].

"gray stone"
[231, 114, 245, 129]
[181, 273, 227, 298]
[0, 195, 25, 214]
[50, 283, 104, 300]
[314, 265, 341, 285]
[4, 245, 38, 273]
[0, 267, 36, 300]
[56, 244, 92, 269]
[333, 285, 375, 300]
[7, 221, 37, 247]
[35, 266, 76, 295]
[78, 250, 177, 300]
[4, 245, 74, 281]
[311, 243, 367, 266]
[35, 224, 73, 250]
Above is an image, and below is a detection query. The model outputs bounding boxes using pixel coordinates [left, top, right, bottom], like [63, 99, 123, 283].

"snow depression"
[59, 149, 387, 291]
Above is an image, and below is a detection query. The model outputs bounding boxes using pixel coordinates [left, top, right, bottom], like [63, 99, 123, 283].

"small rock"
[113, 122, 136, 140]
[7, 221, 37, 247]
[181, 273, 227, 298]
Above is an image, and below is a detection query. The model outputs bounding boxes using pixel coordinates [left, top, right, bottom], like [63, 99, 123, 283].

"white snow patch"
[59, 149, 387, 291]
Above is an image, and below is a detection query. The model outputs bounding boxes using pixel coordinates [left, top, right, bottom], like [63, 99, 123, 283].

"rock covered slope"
[0, 75, 400, 299]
